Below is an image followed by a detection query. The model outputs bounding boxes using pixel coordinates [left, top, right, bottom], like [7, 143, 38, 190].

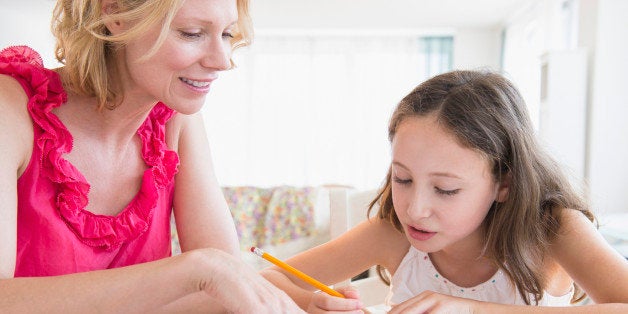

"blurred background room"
[2, 0, 626, 258]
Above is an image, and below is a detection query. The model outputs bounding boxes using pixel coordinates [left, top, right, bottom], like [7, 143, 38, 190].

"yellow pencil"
[250, 246, 345, 298]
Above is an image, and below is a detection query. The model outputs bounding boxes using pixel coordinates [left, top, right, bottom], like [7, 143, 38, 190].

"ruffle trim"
[1, 46, 180, 250]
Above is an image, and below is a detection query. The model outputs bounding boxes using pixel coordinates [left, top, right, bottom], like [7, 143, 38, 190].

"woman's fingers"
[195, 249, 305, 313]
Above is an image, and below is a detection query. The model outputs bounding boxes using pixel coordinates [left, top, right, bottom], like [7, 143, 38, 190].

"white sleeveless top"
[386, 247, 574, 307]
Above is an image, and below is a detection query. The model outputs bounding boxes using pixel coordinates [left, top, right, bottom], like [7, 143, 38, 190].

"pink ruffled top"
[1, 46, 180, 277]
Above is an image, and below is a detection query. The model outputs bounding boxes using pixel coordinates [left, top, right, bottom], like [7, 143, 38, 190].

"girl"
[261, 70, 628, 313]
[0, 0, 301, 312]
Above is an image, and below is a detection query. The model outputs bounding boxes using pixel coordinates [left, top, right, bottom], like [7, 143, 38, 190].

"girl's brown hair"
[369, 70, 595, 304]
[51, 0, 253, 110]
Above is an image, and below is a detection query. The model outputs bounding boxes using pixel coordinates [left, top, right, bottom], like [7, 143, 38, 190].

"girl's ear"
[495, 172, 511, 203]
[102, 0, 123, 35]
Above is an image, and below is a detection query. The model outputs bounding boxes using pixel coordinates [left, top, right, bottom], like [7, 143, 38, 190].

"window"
[203, 34, 453, 189]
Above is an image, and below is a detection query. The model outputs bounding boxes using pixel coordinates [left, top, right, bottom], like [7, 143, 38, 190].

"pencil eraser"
[250, 246, 255, 252]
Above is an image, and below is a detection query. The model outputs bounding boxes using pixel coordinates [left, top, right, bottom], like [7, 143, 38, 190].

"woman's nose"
[201, 38, 232, 71]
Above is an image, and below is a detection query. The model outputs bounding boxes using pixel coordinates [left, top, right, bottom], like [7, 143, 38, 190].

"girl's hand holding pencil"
[251, 247, 344, 297]
[251, 247, 366, 313]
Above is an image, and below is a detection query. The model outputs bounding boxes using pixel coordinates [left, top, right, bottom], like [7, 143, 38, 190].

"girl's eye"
[435, 187, 460, 196]
[222, 32, 234, 39]
[393, 177, 412, 185]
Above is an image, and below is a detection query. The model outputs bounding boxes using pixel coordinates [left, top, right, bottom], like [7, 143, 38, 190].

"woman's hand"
[189, 248, 305, 313]
[388, 290, 478, 314]
[306, 286, 364, 313]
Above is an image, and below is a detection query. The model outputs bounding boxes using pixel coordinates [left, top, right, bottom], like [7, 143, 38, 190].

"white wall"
[501, 1, 589, 188]
[251, 0, 503, 73]
[587, 0, 628, 215]
[502, 0, 628, 216]
[250, 0, 532, 30]
[453, 28, 502, 71]
[0, 0, 60, 68]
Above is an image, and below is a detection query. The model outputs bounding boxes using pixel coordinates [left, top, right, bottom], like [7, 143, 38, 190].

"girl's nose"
[406, 192, 432, 220]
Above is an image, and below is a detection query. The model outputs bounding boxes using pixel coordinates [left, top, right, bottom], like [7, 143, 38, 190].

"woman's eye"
[222, 32, 234, 39]
[435, 187, 459, 196]
[180, 31, 202, 39]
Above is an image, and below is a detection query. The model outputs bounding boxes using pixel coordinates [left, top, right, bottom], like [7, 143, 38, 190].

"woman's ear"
[102, 0, 123, 35]
[495, 172, 511, 203]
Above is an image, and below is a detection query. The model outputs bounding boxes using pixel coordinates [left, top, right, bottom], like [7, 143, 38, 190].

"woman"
[0, 0, 302, 312]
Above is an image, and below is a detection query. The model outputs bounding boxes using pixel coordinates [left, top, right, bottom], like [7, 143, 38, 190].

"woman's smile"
[179, 76, 215, 93]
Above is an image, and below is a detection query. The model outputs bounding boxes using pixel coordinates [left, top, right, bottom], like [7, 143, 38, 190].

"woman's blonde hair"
[368, 70, 595, 305]
[51, 0, 253, 110]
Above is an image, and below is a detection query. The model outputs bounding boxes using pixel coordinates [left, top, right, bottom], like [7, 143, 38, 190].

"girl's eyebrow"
[393, 161, 463, 179]
[429, 172, 463, 180]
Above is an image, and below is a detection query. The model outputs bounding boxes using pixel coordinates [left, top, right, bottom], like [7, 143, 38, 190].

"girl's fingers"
[337, 285, 361, 300]
[387, 290, 434, 314]
[311, 290, 364, 312]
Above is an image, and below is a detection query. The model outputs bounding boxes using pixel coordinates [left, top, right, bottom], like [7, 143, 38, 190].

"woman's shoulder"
[0, 73, 31, 127]
[0, 74, 33, 175]
[0, 73, 28, 105]
[163, 109, 206, 152]
[0, 45, 65, 97]
[162, 105, 188, 152]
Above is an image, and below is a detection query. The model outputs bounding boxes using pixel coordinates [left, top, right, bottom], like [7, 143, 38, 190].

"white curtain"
[203, 34, 452, 190]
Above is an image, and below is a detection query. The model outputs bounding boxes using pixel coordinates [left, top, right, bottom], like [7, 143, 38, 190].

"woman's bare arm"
[0, 248, 301, 313]
[170, 112, 240, 256]
[0, 74, 33, 278]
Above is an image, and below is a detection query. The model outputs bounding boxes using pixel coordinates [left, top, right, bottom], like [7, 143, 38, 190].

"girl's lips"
[407, 226, 436, 241]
